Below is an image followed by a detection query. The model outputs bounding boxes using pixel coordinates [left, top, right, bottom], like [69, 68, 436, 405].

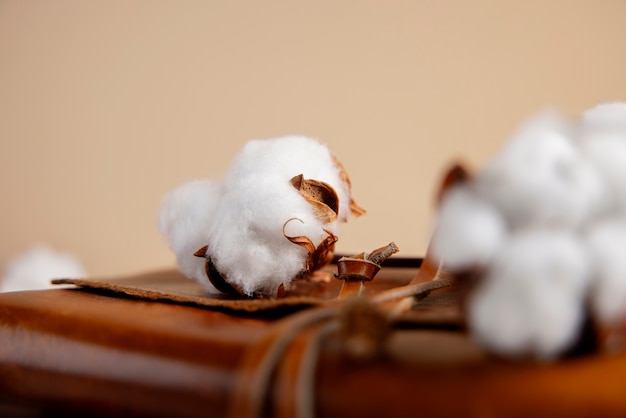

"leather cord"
[229, 275, 457, 418]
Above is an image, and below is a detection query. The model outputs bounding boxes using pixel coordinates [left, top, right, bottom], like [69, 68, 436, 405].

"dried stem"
[368, 242, 400, 265]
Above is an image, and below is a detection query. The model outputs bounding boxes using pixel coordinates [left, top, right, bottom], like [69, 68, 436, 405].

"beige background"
[1, 1, 626, 277]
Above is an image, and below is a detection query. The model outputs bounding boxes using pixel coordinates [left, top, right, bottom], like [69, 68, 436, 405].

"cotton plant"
[431, 102, 626, 360]
[158, 135, 364, 297]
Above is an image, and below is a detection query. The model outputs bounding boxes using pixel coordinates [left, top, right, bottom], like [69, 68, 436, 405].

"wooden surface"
[2, 267, 626, 417]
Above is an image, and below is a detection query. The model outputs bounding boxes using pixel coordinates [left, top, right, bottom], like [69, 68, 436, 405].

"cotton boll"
[207, 136, 354, 296]
[475, 111, 605, 228]
[208, 176, 327, 296]
[430, 185, 507, 271]
[581, 138, 626, 214]
[158, 136, 360, 296]
[158, 179, 222, 291]
[1, 245, 86, 292]
[580, 102, 626, 214]
[224, 136, 353, 222]
[467, 229, 590, 360]
[582, 102, 626, 131]
[585, 218, 626, 323]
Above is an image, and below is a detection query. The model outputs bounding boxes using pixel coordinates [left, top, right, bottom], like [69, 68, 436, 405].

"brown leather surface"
[2, 266, 626, 417]
[0, 288, 264, 417]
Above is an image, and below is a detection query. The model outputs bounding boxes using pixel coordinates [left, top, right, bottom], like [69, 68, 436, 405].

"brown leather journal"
[1, 261, 626, 417]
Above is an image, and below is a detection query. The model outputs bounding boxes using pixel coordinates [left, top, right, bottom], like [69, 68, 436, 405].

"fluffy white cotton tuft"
[475, 111, 605, 228]
[580, 102, 626, 214]
[158, 135, 358, 296]
[582, 102, 626, 131]
[430, 185, 507, 271]
[1, 245, 86, 292]
[585, 219, 626, 322]
[432, 102, 626, 359]
[210, 136, 348, 295]
[223, 136, 352, 223]
[158, 179, 222, 291]
[468, 229, 590, 359]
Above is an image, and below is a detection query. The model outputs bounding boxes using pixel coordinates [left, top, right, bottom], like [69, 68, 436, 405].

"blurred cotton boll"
[580, 102, 626, 214]
[430, 185, 507, 271]
[1, 245, 86, 292]
[582, 102, 626, 131]
[475, 111, 606, 228]
[585, 218, 626, 323]
[468, 229, 591, 360]
[432, 102, 626, 360]
[158, 179, 222, 291]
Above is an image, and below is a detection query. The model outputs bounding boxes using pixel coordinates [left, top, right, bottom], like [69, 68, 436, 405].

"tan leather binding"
[2, 263, 626, 417]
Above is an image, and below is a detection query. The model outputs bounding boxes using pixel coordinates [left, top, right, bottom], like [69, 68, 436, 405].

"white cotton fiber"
[430, 185, 507, 271]
[585, 218, 626, 323]
[158, 135, 358, 296]
[475, 111, 605, 228]
[468, 229, 590, 359]
[582, 102, 626, 131]
[580, 102, 626, 214]
[158, 179, 222, 290]
[223, 136, 353, 222]
[431, 102, 626, 359]
[1, 245, 86, 292]
[208, 136, 348, 296]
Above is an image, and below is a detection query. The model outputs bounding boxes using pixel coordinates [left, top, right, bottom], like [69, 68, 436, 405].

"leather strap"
[229, 305, 337, 418]
[228, 264, 458, 418]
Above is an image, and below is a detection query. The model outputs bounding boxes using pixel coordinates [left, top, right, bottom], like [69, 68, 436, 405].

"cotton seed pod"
[196, 173, 343, 297]
[160, 136, 364, 297]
